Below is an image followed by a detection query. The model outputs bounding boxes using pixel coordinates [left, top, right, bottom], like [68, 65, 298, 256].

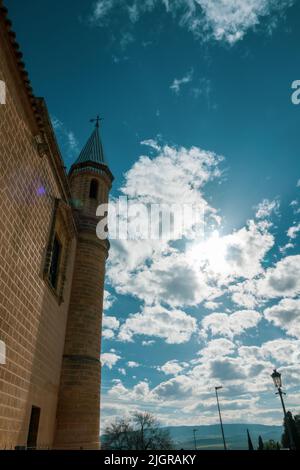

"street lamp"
[271, 369, 286, 415]
[215, 386, 227, 451]
[271, 369, 295, 450]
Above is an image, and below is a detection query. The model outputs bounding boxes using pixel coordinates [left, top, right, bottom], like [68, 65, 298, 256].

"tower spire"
[72, 117, 107, 167]
[90, 115, 102, 129]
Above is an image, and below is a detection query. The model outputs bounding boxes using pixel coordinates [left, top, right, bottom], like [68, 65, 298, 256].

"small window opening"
[49, 235, 62, 289]
[27, 406, 40, 450]
[89, 179, 99, 199]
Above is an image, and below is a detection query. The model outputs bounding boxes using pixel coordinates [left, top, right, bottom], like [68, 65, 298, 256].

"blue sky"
[6, 0, 300, 430]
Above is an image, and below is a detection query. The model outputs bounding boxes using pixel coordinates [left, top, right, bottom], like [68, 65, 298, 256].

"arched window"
[89, 179, 99, 199]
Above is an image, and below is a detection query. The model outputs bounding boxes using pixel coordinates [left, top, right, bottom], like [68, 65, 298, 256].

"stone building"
[0, 1, 113, 449]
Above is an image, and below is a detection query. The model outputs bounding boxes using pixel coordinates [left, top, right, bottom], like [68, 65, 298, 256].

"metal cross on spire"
[90, 115, 103, 129]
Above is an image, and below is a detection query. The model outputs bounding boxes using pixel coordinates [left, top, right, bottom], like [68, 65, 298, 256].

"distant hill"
[165, 423, 283, 450]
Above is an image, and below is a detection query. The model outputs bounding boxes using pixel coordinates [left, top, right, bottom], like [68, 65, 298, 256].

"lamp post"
[215, 386, 227, 450]
[193, 429, 197, 450]
[271, 369, 295, 450]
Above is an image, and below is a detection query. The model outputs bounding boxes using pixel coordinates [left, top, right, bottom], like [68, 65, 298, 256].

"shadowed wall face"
[0, 16, 76, 449]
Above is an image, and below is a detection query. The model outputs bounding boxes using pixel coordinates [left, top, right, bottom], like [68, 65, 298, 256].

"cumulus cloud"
[89, 0, 294, 45]
[127, 361, 140, 368]
[102, 333, 300, 427]
[102, 329, 115, 339]
[255, 198, 280, 219]
[96, 130, 298, 426]
[101, 352, 121, 368]
[279, 242, 294, 254]
[110, 250, 221, 308]
[103, 290, 116, 310]
[287, 223, 300, 240]
[202, 310, 262, 339]
[109, 379, 153, 402]
[188, 0, 294, 43]
[231, 255, 300, 308]
[204, 300, 220, 310]
[103, 315, 120, 330]
[257, 255, 300, 299]
[261, 338, 300, 365]
[264, 298, 300, 338]
[107, 140, 276, 312]
[107, 141, 224, 308]
[102, 314, 120, 339]
[188, 220, 274, 283]
[158, 360, 185, 376]
[200, 338, 236, 358]
[121, 141, 222, 206]
[118, 304, 197, 344]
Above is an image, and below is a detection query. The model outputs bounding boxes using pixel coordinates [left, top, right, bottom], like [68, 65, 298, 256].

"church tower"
[54, 119, 113, 449]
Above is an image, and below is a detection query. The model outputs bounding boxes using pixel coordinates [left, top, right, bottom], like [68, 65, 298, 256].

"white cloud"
[232, 255, 300, 307]
[202, 310, 262, 339]
[198, 338, 237, 360]
[109, 379, 153, 402]
[170, 69, 193, 95]
[187, 220, 274, 286]
[257, 255, 300, 299]
[127, 361, 140, 368]
[158, 360, 185, 376]
[142, 340, 155, 346]
[264, 298, 300, 338]
[287, 223, 300, 240]
[98, 132, 299, 426]
[189, 0, 294, 44]
[103, 315, 120, 330]
[90, 0, 115, 22]
[107, 139, 282, 316]
[102, 333, 300, 427]
[255, 198, 280, 219]
[89, 0, 294, 45]
[118, 304, 197, 344]
[103, 290, 116, 310]
[279, 242, 294, 254]
[102, 329, 115, 339]
[204, 300, 220, 310]
[111, 249, 221, 308]
[260, 338, 300, 365]
[101, 352, 121, 369]
[107, 142, 224, 308]
[121, 141, 222, 206]
[102, 314, 120, 339]
[51, 116, 79, 160]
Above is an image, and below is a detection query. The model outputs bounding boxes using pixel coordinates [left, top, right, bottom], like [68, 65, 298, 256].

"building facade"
[0, 2, 112, 449]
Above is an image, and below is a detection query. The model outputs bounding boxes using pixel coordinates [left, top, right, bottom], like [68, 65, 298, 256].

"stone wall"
[0, 11, 76, 449]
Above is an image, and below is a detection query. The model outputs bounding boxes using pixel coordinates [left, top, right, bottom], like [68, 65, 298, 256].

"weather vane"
[90, 115, 103, 128]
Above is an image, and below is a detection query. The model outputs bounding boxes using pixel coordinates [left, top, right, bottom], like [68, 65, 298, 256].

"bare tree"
[103, 412, 173, 450]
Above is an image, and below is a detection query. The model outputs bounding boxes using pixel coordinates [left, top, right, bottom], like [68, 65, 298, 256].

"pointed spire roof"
[69, 117, 114, 182]
[74, 125, 107, 166]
